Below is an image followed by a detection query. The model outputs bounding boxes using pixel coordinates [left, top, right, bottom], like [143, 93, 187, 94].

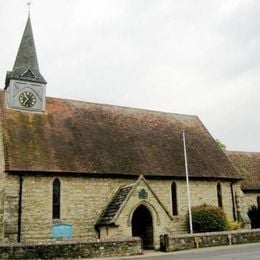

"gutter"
[5, 169, 243, 182]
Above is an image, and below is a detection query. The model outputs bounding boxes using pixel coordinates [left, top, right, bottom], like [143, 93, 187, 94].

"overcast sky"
[0, 0, 259, 152]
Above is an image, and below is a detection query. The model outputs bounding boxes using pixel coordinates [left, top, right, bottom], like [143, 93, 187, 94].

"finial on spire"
[27, 0, 32, 16]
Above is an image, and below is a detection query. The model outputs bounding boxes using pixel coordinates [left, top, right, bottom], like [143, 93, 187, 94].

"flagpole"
[183, 131, 193, 234]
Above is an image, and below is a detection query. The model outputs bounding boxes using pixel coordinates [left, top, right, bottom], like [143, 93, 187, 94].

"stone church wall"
[149, 180, 235, 230]
[20, 176, 133, 242]
[233, 183, 251, 226]
[1, 173, 240, 244]
[0, 122, 6, 241]
[104, 179, 174, 250]
[3, 175, 20, 242]
[243, 192, 260, 210]
[99, 178, 236, 249]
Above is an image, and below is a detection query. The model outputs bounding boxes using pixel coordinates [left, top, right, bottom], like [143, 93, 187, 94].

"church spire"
[5, 16, 46, 88]
[5, 15, 47, 113]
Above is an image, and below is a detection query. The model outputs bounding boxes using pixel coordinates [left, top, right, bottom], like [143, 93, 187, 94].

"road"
[100, 242, 260, 260]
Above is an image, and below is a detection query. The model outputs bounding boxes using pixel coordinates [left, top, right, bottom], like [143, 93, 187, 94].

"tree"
[216, 139, 226, 151]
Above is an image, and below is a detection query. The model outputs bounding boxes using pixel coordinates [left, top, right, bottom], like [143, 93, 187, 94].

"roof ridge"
[45, 96, 198, 118]
[226, 150, 260, 154]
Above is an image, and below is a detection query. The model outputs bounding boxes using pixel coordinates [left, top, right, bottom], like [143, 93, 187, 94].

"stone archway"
[131, 204, 154, 249]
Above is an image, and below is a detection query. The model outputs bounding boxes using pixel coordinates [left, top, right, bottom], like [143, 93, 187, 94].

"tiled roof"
[0, 90, 240, 179]
[96, 185, 133, 226]
[226, 151, 260, 190]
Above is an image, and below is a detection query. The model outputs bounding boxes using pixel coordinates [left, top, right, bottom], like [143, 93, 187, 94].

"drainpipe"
[94, 224, 101, 239]
[17, 175, 23, 243]
[230, 182, 237, 221]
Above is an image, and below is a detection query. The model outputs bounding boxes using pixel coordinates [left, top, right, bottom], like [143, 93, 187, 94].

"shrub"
[248, 205, 260, 229]
[227, 218, 239, 230]
[186, 204, 228, 233]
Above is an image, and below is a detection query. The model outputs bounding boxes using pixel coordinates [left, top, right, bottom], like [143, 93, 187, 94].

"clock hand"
[23, 93, 29, 105]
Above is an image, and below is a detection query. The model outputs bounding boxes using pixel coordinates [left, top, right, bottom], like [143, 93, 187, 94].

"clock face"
[19, 91, 37, 107]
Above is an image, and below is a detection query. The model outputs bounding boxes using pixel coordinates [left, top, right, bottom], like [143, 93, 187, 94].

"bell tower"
[5, 16, 47, 112]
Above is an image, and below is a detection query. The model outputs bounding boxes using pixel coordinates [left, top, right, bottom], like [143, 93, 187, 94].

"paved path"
[93, 242, 260, 260]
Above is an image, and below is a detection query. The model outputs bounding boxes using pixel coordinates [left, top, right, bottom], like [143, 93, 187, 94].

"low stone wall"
[232, 229, 260, 244]
[162, 229, 260, 252]
[0, 238, 142, 259]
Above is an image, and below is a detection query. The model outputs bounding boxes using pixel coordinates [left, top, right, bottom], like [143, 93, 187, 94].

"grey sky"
[0, 0, 259, 151]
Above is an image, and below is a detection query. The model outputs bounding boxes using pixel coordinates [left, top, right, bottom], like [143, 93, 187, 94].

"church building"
[226, 151, 260, 211]
[0, 16, 258, 250]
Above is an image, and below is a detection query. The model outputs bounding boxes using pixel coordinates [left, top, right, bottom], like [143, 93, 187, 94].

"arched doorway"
[131, 205, 154, 249]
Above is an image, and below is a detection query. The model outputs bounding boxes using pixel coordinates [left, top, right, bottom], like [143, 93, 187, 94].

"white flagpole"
[183, 131, 193, 234]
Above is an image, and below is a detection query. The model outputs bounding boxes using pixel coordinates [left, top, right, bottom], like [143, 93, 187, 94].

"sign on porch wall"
[138, 189, 148, 199]
[52, 224, 73, 239]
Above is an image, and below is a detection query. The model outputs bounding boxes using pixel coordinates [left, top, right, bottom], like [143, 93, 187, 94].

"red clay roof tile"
[0, 91, 240, 179]
[226, 151, 260, 190]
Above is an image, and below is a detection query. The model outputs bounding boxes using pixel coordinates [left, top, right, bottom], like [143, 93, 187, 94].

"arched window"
[257, 196, 260, 207]
[217, 183, 223, 208]
[53, 178, 61, 219]
[171, 181, 178, 215]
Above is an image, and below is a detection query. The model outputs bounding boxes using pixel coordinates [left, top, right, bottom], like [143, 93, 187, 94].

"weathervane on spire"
[27, 0, 32, 15]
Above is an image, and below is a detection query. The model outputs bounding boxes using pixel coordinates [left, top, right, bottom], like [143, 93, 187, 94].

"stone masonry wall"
[21, 176, 133, 242]
[149, 179, 235, 233]
[233, 182, 251, 226]
[0, 238, 142, 259]
[100, 179, 236, 250]
[3, 174, 237, 244]
[243, 192, 260, 209]
[0, 118, 6, 241]
[163, 229, 260, 252]
[107, 178, 174, 250]
[3, 175, 20, 242]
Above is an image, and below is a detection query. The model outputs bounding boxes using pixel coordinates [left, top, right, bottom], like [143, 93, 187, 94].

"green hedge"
[186, 204, 228, 233]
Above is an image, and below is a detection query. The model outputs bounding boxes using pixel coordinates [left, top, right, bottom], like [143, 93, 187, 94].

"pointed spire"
[5, 16, 46, 88]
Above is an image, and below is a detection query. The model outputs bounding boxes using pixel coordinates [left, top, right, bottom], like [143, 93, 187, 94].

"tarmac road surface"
[96, 242, 260, 260]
